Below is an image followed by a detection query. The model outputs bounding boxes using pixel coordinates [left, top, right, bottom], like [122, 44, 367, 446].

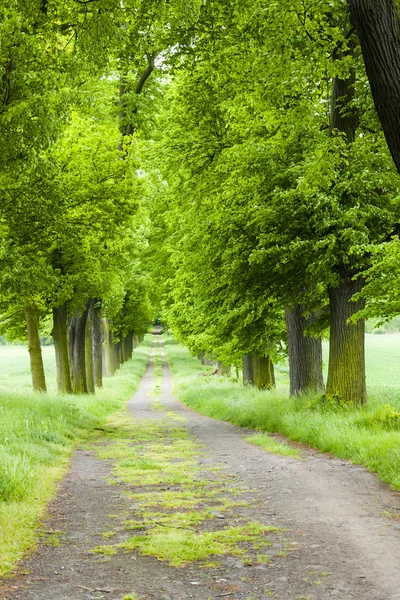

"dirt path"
[2, 337, 400, 600]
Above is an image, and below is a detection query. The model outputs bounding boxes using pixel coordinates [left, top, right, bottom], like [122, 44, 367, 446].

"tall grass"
[164, 337, 400, 491]
[0, 337, 152, 576]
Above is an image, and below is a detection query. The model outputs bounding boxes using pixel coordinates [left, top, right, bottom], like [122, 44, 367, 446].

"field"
[273, 333, 400, 394]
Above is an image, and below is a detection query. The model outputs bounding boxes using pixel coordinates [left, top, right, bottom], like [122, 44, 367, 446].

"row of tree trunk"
[25, 298, 143, 394]
[196, 274, 365, 403]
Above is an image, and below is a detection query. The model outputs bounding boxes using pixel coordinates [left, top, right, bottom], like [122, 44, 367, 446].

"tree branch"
[135, 52, 158, 95]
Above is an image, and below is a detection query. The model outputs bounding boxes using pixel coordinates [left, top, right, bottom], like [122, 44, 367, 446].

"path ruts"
[1, 336, 400, 600]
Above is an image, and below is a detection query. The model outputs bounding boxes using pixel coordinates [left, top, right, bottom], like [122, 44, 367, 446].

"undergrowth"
[0, 336, 152, 576]
[164, 338, 400, 490]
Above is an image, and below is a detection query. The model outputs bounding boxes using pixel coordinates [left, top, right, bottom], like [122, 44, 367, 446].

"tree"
[347, 0, 400, 173]
[148, 0, 400, 403]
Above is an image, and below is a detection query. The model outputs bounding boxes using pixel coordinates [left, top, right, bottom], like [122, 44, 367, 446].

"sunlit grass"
[246, 432, 302, 459]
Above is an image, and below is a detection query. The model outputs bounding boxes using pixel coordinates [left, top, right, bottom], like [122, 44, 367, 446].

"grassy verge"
[0, 337, 152, 577]
[164, 338, 400, 491]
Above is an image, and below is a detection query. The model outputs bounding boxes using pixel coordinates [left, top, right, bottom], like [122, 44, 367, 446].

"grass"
[163, 336, 400, 490]
[246, 432, 302, 459]
[0, 337, 152, 577]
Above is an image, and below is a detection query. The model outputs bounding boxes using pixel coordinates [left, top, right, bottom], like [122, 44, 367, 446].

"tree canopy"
[1, 0, 400, 402]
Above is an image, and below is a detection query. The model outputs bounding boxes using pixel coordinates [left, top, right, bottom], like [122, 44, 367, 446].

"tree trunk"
[325, 41, 366, 404]
[85, 318, 95, 394]
[123, 334, 133, 361]
[243, 355, 275, 389]
[217, 362, 231, 376]
[114, 341, 121, 371]
[68, 306, 89, 394]
[128, 331, 134, 357]
[330, 43, 357, 142]
[326, 275, 366, 404]
[285, 305, 325, 395]
[89, 299, 103, 388]
[102, 318, 115, 377]
[347, 0, 400, 172]
[25, 304, 47, 392]
[52, 304, 72, 393]
[243, 355, 253, 384]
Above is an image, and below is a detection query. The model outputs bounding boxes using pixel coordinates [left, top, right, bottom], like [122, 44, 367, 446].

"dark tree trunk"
[68, 306, 89, 394]
[25, 304, 47, 392]
[243, 355, 275, 389]
[128, 331, 134, 357]
[326, 275, 366, 403]
[198, 351, 206, 365]
[347, 0, 400, 172]
[243, 355, 252, 384]
[85, 317, 95, 394]
[52, 304, 72, 393]
[285, 305, 325, 396]
[330, 40, 357, 141]
[123, 333, 133, 361]
[89, 299, 103, 388]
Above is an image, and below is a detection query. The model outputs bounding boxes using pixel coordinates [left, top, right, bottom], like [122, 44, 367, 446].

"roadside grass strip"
[0, 337, 152, 577]
[163, 339, 400, 490]
[90, 414, 289, 568]
[246, 433, 302, 459]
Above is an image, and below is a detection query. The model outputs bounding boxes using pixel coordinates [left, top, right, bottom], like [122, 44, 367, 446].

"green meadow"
[0, 338, 152, 576]
[164, 334, 400, 490]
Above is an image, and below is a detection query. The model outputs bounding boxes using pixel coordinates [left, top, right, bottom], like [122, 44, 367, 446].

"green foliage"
[356, 404, 400, 430]
[147, 0, 400, 376]
[306, 393, 354, 412]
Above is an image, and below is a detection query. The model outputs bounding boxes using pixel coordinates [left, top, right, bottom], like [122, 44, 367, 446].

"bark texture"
[347, 0, 400, 172]
[68, 306, 89, 394]
[89, 299, 103, 388]
[102, 318, 115, 377]
[285, 305, 324, 396]
[52, 304, 72, 393]
[114, 341, 121, 372]
[85, 318, 95, 394]
[243, 355, 275, 389]
[25, 304, 47, 392]
[326, 276, 366, 404]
